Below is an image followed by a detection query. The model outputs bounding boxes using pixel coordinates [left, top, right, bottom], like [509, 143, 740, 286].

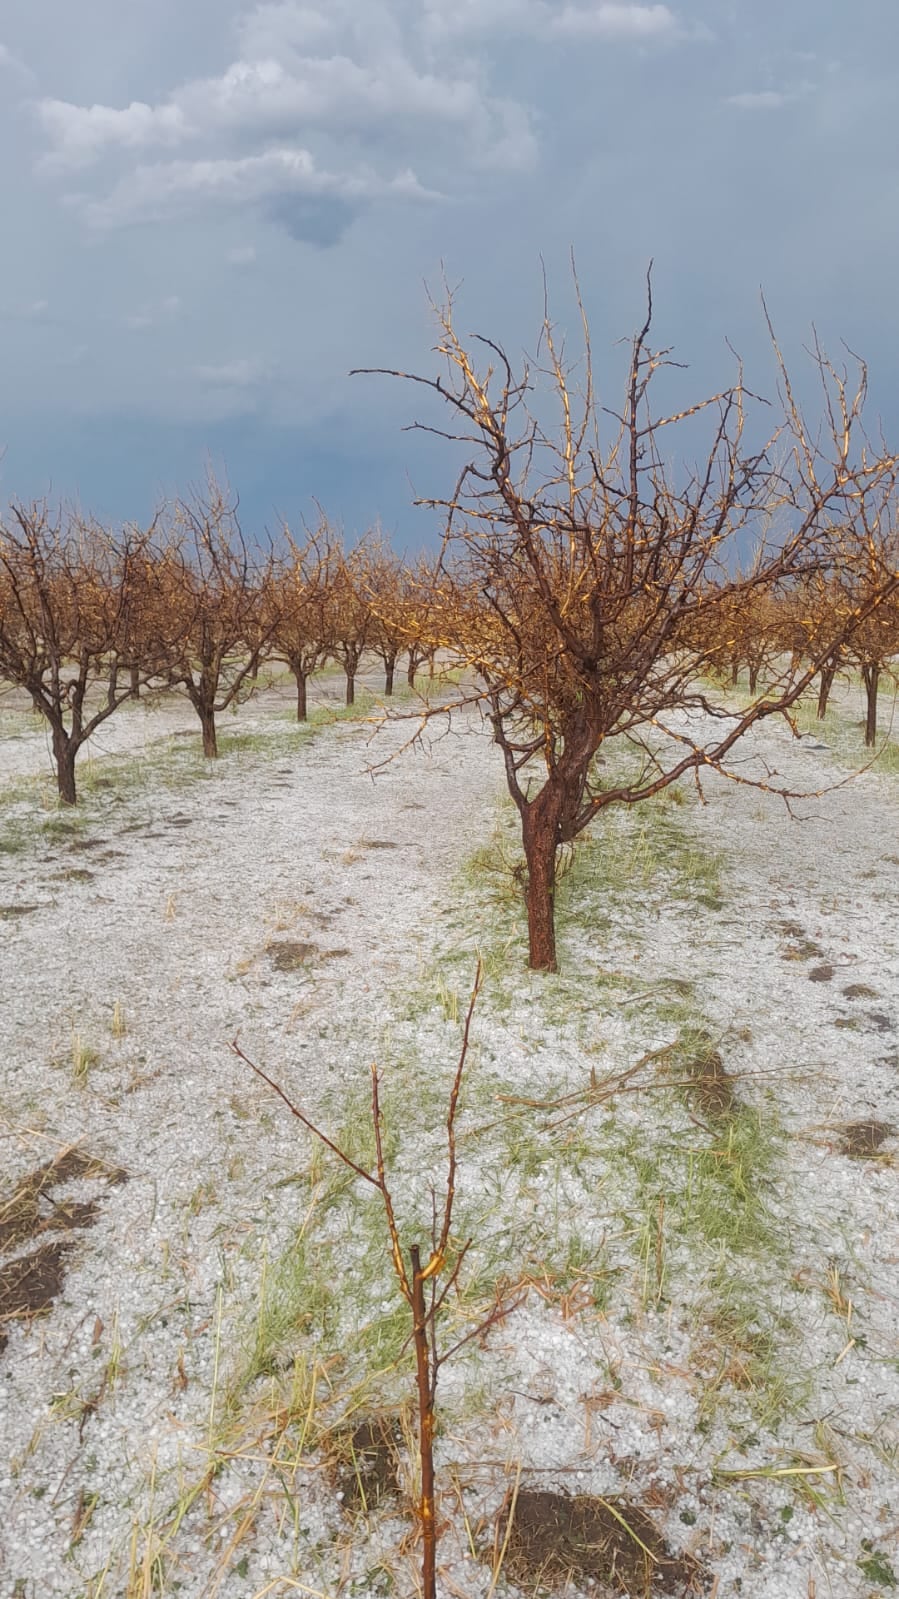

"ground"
[0, 667, 897, 1599]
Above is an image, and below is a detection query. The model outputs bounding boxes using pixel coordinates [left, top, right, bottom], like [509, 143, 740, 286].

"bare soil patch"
[328, 1413, 404, 1514]
[0, 1148, 127, 1352]
[0, 1240, 75, 1353]
[494, 1488, 706, 1596]
[838, 1119, 895, 1158]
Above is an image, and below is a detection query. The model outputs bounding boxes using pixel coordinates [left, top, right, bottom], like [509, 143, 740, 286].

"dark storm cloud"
[0, 0, 898, 538]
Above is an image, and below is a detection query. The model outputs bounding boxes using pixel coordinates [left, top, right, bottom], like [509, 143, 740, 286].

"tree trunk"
[199, 704, 218, 758]
[52, 725, 78, 805]
[346, 673, 355, 707]
[290, 667, 308, 722]
[730, 661, 739, 686]
[863, 664, 880, 748]
[748, 663, 759, 694]
[410, 1246, 437, 1599]
[522, 802, 559, 972]
[817, 662, 836, 719]
[130, 662, 140, 699]
[384, 655, 396, 696]
[407, 655, 419, 688]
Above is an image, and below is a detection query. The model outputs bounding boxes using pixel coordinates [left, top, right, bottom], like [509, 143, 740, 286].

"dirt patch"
[0, 1146, 126, 1252]
[51, 868, 94, 883]
[808, 964, 835, 983]
[0, 1240, 74, 1353]
[777, 923, 825, 962]
[167, 815, 194, 828]
[267, 941, 351, 971]
[359, 839, 402, 850]
[843, 984, 879, 1000]
[268, 941, 318, 971]
[839, 1120, 895, 1159]
[328, 1414, 403, 1513]
[494, 1488, 706, 1596]
[68, 838, 105, 853]
[0, 1147, 127, 1352]
[0, 904, 42, 918]
[679, 1040, 737, 1122]
[865, 1012, 894, 1034]
[777, 921, 825, 962]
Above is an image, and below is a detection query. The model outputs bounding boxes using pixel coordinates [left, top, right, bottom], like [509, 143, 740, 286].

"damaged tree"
[269, 524, 336, 721]
[160, 478, 273, 757]
[0, 503, 157, 803]
[356, 279, 899, 970]
[232, 963, 520, 1599]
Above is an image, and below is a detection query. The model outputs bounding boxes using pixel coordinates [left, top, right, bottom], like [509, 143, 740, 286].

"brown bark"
[52, 725, 78, 805]
[817, 661, 837, 719]
[199, 705, 218, 758]
[384, 654, 396, 696]
[521, 798, 560, 972]
[748, 663, 759, 694]
[863, 664, 880, 747]
[130, 662, 140, 698]
[409, 1245, 437, 1599]
[294, 669, 308, 722]
[345, 672, 355, 707]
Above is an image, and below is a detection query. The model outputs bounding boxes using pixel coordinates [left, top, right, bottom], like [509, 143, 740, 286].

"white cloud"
[35, 98, 187, 171]
[37, 54, 512, 162]
[726, 90, 786, 110]
[195, 358, 270, 387]
[78, 146, 436, 230]
[34, 16, 532, 195]
[235, 2, 342, 58]
[421, 0, 535, 37]
[176, 53, 491, 139]
[30, 0, 690, 244]
[421, 0, 678, 40]
[550, 4, 676, 37]
[725, 85, 811, 110]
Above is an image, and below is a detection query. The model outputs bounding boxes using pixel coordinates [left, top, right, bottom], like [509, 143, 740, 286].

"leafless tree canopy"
[355, 281, 899, 969]
[0, 503, 158, 803]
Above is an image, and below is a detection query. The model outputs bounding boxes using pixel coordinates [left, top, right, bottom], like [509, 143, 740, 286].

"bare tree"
[401, 557, 444, 688]
[356, 281, 899, 970]
[325, 539, 373, 707]
[363, 538, 408, 696]
[841, 522, 899, 746]
[0, 502, 157, 804]
[783, 577, 849, 720]
[159, 478, 273, 757]
[269, 524, 335, 720]
[232, 965, 521, 1599]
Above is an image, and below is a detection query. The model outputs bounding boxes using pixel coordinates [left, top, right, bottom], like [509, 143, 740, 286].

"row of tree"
[2, 288, 899, 968]
[0, 492, 443, 801]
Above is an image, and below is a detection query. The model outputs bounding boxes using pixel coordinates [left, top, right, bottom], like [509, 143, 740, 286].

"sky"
[1, 0, 898, 551]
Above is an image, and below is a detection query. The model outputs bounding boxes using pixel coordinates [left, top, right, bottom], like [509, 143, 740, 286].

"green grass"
[695, 668, 899, 774]
[0, 685, 384, 860]
[789, 691, 899, 773]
